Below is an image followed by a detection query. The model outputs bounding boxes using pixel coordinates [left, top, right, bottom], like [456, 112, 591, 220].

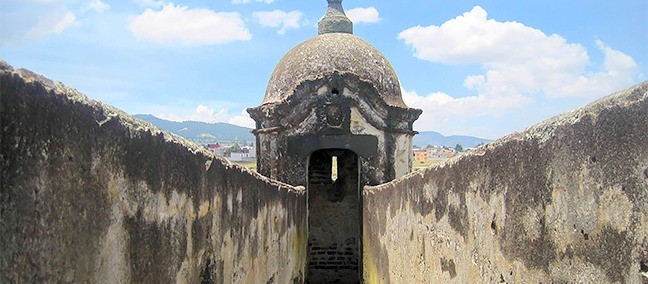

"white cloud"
[402, 88, 530, 134]
[159, 105, 255, 128]
[232, 0, 275, 4]
[346, 7, 380, 24]
[27, 10, 78, 38]
[398, 6, 641, 137]
[133, 0, 165, 8]
[2, 1, 82, 44]
[253, 10, 304, 35]
[82, 0, 111, 13]
[129, 3, 252, 45]
[228, 110, 256, 128]
[398, 6, 639, 100]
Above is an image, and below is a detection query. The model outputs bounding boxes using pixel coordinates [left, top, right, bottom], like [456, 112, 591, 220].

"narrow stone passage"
[307, 149, 361, 283]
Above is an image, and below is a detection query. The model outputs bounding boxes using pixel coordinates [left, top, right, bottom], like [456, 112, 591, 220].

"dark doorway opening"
[307, 149, 361, 283]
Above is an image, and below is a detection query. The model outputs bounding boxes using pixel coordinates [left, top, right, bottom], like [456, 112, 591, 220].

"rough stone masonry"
[2, 62, 647, 283]
[0, 61, 307, 283]
[1, 3, 648, 282]
[363, 82, 648, 283]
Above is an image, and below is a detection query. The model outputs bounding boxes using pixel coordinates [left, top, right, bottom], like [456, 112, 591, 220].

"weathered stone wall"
[249, 73, 419, 187]
[0, 62, 307, 283]
[363, 82, 648, 283]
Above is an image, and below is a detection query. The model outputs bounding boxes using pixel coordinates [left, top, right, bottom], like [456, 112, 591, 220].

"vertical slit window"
[331, 156, 338, 181]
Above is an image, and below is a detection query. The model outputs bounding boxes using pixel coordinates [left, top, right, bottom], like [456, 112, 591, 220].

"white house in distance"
[229, 146, 256, 162]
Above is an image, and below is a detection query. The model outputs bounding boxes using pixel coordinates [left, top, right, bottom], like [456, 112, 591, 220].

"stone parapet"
[0, 61, 307, 283]
[364, 81, 648, 283]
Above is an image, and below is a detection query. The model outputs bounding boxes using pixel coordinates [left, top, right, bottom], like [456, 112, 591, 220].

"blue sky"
[2, 0, 646, 139]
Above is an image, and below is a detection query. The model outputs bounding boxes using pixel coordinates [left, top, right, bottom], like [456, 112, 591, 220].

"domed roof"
[262, 0, 406, 108]
[262, 33, 406, 108]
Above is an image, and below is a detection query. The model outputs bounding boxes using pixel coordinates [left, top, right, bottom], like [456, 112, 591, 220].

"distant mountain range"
[135, 114, 491, 147]
[134, 114, 255, 143]
[412, 131, 491, 148]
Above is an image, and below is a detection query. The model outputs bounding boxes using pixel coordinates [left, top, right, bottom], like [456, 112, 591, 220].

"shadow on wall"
[0, 61, 307, 283]
[307, 149, 361, 283]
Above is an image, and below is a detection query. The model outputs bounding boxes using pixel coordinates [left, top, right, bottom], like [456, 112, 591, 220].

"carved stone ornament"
[325, 104, 343, 127]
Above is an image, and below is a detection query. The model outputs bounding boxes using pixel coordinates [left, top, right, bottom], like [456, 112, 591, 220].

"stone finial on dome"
[318, 0, 353, 35]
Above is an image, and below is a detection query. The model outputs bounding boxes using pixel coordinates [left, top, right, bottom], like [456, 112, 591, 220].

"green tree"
[454, 143, 463, 152]
[225, 143, 242, 155]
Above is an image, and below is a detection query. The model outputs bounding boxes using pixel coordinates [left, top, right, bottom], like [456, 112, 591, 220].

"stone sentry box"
[248, 0, 421, 282]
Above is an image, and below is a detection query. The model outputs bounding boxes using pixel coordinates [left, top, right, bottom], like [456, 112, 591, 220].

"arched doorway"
[307, 149, 361, 283]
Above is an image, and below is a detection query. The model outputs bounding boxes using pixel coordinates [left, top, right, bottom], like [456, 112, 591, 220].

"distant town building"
[206, 143, 226, 157]
[229, 146, 256, 162]
[240, 146, 256, 159]
[426, 146, 456, 159]
[413, 149, 428, 163]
